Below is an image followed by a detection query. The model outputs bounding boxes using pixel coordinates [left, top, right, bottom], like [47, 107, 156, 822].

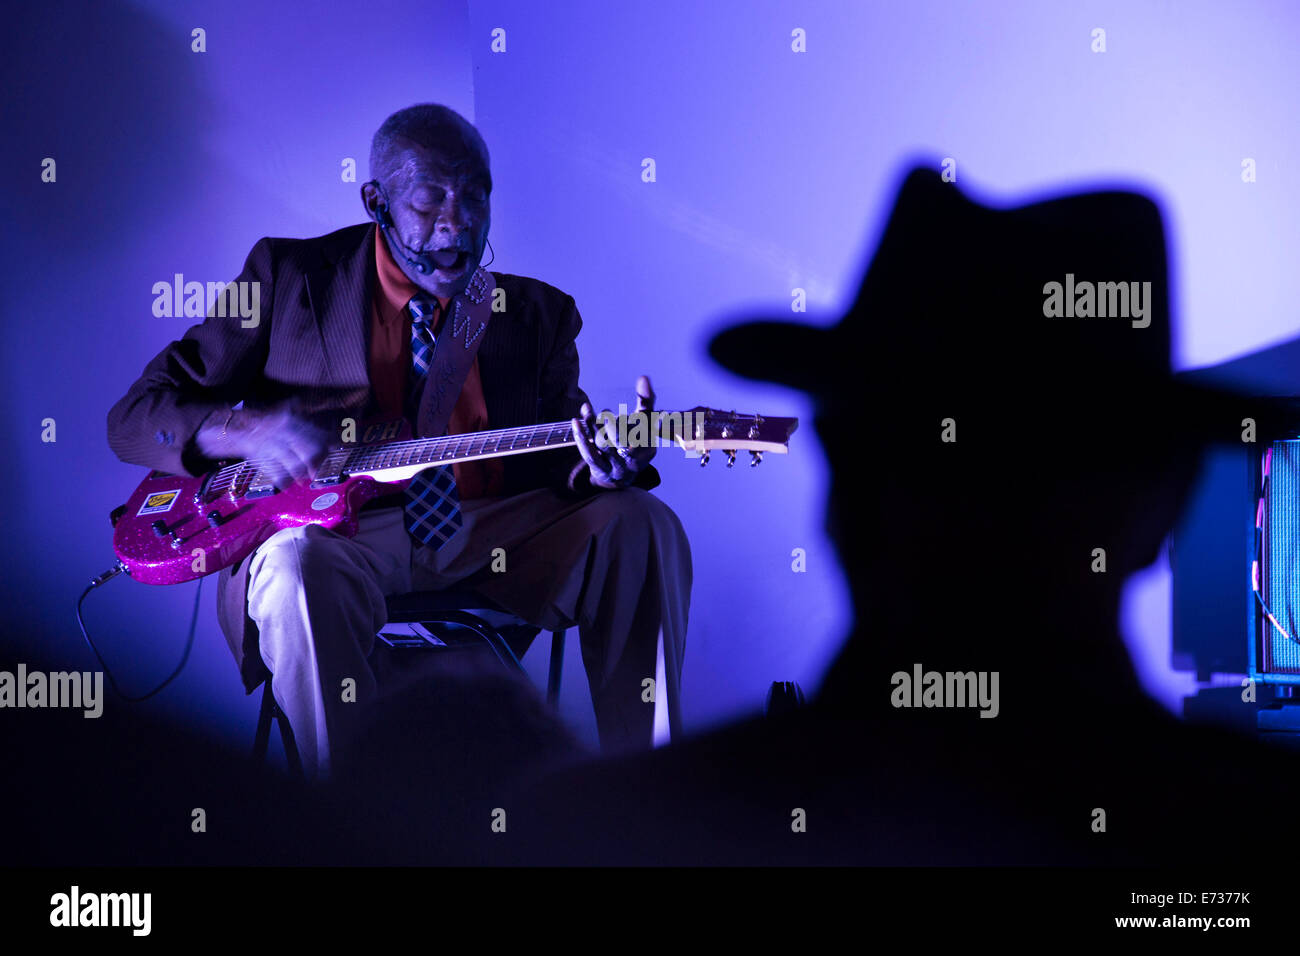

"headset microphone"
[373, 201, 436, 275]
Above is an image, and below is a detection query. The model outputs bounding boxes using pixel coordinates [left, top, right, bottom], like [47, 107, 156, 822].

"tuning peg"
[699, 450, 710, 467]
[750, 451, 763, 467]
[725, 449, 736, 468]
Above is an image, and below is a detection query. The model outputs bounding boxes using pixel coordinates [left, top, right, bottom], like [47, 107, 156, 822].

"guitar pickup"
[308, 450, 351, 488]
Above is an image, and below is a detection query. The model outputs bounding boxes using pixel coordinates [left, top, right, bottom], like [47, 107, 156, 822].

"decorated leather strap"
[415, 265, 494, 440]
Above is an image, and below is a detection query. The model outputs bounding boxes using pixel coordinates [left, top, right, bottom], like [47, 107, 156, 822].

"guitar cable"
[76, 562, 202, 701]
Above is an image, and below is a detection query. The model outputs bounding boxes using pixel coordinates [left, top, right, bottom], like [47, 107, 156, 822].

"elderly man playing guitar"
[108, 104, 692, 780]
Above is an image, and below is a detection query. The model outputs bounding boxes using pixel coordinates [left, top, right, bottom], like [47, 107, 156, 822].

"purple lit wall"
[3, 0, 1296, 752]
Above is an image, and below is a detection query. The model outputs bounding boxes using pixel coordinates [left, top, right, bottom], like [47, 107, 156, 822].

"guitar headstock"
[668, 406, 798, 467]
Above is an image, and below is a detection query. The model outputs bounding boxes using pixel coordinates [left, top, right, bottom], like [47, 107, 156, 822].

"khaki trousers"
[245, 486, 691, 779]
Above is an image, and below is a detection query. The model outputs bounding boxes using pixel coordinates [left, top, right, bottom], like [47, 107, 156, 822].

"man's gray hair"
[369, 104, 492, 191]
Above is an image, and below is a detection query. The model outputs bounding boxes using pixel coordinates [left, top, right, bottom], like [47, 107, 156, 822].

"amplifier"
[1256, 440, 1300, 681]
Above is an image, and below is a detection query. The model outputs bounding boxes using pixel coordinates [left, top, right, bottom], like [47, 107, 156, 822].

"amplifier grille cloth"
[1263, 440, 1300, 674]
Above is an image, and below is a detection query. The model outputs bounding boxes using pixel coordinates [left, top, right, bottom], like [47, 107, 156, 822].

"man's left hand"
[572, 375, 658, 490]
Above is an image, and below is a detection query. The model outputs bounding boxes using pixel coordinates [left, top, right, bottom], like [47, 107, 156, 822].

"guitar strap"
[415, 266, 495, 440]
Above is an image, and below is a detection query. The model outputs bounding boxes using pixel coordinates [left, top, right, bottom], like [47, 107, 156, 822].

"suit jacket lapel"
[304, 223, 376, 393]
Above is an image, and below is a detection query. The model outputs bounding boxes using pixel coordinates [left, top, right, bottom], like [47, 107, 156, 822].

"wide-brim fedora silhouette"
[709, 165, 1286, 445]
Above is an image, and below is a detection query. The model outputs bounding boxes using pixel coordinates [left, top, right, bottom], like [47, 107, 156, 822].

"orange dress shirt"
[368, 232, 504, 499]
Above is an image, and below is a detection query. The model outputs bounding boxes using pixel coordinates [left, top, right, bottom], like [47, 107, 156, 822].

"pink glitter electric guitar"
[111, 408, 798, 585]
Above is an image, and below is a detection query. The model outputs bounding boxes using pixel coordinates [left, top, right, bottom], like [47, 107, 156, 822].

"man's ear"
[360, 180, 385, 221]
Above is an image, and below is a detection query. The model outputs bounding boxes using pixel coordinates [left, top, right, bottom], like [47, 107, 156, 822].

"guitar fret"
[341, 413, 697, 474]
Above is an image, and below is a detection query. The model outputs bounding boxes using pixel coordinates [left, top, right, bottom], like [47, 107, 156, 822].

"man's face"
[366, 143, 491, 299]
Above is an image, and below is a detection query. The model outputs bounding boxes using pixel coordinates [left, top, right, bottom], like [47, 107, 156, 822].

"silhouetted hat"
[709, 166, 1286, 445]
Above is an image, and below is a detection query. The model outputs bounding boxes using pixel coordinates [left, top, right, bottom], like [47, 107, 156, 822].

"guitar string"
[206, 421, 571, 478]
[203, 421, 584, 494]
[203, 410, 705, 494]
[205, 429, 575, 492]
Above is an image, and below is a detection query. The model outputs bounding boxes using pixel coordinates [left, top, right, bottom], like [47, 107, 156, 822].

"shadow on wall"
[0, 1, 208, 257]
[0, 0, 212, 707]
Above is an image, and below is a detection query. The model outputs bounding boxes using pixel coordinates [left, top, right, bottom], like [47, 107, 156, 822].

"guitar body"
[113, 470, 401, 586]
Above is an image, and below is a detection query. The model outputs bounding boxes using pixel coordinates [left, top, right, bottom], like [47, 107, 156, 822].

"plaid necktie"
[403, 294, 463, 550]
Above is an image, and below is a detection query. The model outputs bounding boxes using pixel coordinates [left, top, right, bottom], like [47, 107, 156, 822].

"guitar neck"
[339, 418, 587, 482]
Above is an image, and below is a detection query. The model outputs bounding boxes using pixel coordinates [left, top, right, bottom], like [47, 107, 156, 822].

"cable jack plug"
[89, 562, 127, 588]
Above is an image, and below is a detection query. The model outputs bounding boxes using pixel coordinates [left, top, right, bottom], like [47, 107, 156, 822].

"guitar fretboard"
[342, 419, 580, 474]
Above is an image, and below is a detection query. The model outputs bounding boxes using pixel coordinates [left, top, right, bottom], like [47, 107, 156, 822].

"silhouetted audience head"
[711, 167, 1251, 702]
[330, 651, 586, 863]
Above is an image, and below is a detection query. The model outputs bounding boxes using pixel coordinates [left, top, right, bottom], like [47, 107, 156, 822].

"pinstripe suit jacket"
[107, 222, 659, 692]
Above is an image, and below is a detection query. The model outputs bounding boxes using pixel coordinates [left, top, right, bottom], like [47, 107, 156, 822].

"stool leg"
[253, 679, 304, 780]
[253, 681, 275, 763]
[277, 706, 304, 780]
[547, 629, 565, 708]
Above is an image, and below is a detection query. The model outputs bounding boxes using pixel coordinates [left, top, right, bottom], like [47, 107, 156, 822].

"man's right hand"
[195, 403, 331, 482]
